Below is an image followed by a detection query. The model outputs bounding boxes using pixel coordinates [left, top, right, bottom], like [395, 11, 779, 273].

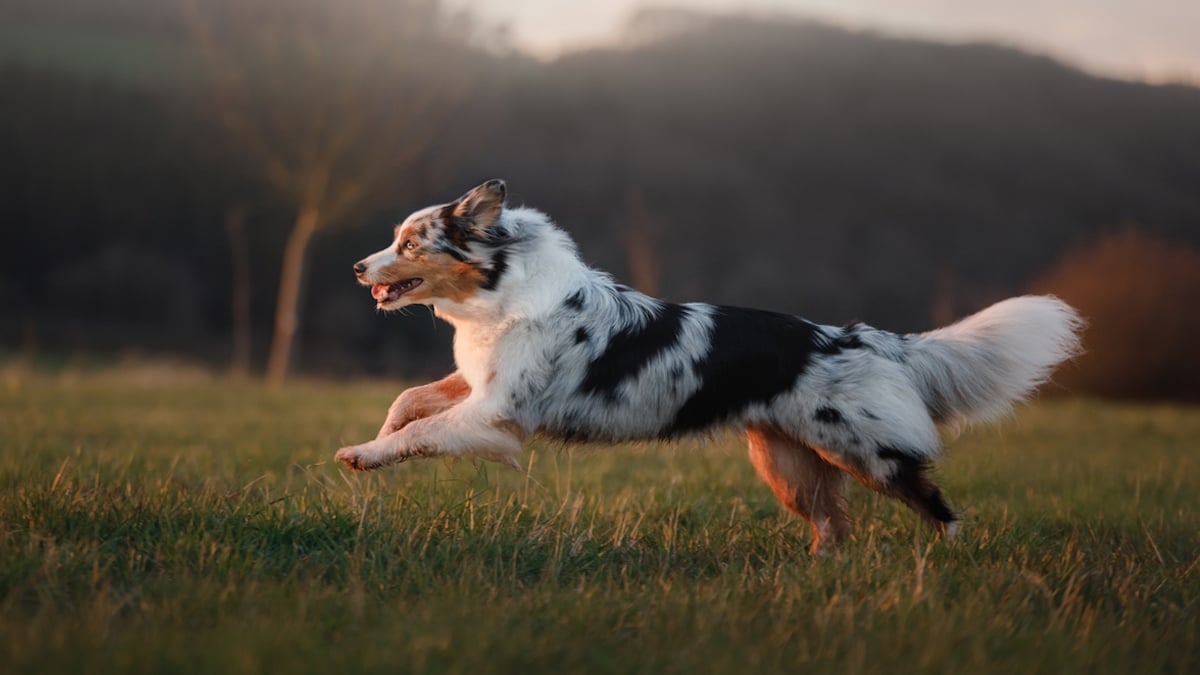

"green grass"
[0, 367, 1197, 674]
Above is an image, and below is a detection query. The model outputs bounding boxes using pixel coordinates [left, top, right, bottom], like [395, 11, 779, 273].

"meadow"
[0, 366, 1196, 674]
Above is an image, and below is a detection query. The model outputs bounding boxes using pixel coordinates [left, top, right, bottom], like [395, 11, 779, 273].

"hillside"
[2, 9, 1199, 374]
[462, 15, 1200, 328]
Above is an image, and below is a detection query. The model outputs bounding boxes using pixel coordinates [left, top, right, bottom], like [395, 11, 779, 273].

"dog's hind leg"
[818, 447, 960, 540]
[746, 427, 851, 555]
[872, 450, 960, 539]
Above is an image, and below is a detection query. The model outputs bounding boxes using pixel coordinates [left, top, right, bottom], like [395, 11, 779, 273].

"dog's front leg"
[376, 372, 470, 440]
[337, 404, 525, 472]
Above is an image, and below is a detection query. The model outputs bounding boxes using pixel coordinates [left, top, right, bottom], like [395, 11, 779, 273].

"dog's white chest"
[451, 321, 515, 393]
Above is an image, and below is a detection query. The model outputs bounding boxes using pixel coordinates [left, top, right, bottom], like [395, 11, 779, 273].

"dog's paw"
[335, 445, 388, 471]
[943, 520, 962, 542]
[335, 442, 432, 470]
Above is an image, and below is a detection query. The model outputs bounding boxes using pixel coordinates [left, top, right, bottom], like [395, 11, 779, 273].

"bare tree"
[619, 189, 663, 297]
[223, 203, 252, 377]
[184, 0, 466, 385]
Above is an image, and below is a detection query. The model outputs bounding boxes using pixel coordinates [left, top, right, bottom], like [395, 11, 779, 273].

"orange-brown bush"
[1030, 229, 1200, 400]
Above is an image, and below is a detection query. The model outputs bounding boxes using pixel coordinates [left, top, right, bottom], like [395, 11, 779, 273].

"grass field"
[0, 366, 1197, 674]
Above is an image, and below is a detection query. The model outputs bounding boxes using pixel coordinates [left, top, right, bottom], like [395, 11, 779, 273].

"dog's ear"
[451, 179, 506, 230]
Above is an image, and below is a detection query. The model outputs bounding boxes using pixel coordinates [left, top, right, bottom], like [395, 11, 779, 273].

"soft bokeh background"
[2, 0, 1198, 397]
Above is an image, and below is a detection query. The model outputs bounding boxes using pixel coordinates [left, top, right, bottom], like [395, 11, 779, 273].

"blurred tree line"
[1, 2, 1198, 398]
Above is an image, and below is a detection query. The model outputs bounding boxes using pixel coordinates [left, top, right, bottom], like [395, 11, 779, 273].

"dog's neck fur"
[432, 207, 592, 326]
[431, 207, 602, 389]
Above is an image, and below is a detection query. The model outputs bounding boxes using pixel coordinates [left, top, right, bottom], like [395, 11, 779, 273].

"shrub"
[1030, 229, 1200, 400]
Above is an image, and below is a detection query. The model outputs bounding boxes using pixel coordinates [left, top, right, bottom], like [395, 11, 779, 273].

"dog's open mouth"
[371, 278, 423, 304]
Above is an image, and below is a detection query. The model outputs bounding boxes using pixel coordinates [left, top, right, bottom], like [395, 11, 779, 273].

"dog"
[336, 179, 1083, 553]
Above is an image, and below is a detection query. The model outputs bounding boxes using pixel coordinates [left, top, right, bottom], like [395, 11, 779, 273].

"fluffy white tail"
[904, 295, 1084, 427]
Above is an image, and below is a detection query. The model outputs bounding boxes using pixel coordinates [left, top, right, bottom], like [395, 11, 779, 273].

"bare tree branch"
[183, 0, 471, 383]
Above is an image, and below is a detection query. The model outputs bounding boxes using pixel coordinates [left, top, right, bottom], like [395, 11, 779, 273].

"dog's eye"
[403, 240, 417, 251]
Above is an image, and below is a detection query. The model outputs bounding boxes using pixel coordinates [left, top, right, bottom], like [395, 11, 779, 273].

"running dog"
[336, 179, 1083, 553]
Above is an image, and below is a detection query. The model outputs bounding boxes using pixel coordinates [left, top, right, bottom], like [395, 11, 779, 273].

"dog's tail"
[903, 295, 1084, 428]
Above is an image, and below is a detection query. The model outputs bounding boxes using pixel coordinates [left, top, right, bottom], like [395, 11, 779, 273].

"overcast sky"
[455, 0, 1200, 83]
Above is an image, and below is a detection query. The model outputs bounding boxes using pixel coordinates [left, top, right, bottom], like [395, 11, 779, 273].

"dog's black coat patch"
[441, 202, 512, 247]
[563, 289, 586, 311]
[814, 407, 844, 424]
[510, 368, 543, 411]
[481, 249, 508, 291]
[665, 306, 831, 437]
[876, 446, 956, 524]
[574, 327, 590, 344]
[579, 303, 687, 400]
[437, 245, 469, 262]
[830, 322, 864, 350]
[439, 205, 474, 250]
[876, 446, 915, 462]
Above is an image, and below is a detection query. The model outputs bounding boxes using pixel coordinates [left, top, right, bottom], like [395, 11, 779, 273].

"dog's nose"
[353, 261, 367, 275]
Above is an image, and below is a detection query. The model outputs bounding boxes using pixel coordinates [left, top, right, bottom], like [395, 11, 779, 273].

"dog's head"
[354, 179, 512, 310]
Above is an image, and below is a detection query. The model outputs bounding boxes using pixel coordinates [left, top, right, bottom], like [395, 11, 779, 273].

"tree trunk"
[620, 190, 662, 297]
[265, 205, 320, 387]
[225, 204, 252, 378]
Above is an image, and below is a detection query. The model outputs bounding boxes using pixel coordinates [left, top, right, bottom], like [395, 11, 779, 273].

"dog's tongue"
[371, 283, 392, 302]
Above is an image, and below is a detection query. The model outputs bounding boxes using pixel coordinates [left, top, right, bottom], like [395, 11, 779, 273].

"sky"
[455, 0, 1200, 83]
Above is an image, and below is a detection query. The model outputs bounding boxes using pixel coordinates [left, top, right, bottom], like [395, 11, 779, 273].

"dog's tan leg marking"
[376, 372, 471, 440]
[746, 427, 852, 555]
[337, 407, 524, 472]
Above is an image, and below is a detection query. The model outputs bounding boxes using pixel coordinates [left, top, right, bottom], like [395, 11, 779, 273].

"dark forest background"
[2, 1, 1198, 398]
